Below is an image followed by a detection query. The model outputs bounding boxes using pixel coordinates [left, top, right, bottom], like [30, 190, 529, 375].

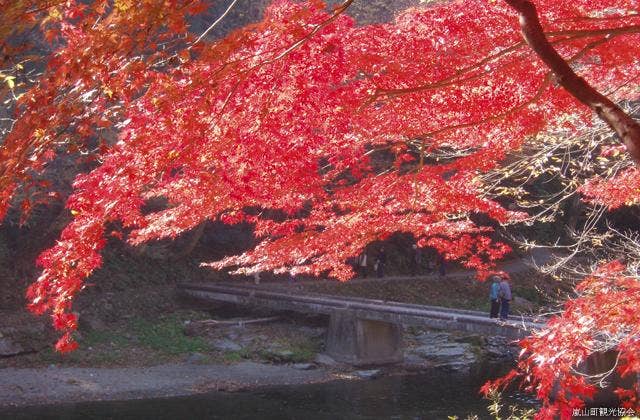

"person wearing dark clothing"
[375, 247, 387, 278]
[489, 275, 501, 318]
[357, 252, 368, 278]
[437, 254, 446, 277]
[410, 244, 422, 276]
[499, 277, 512, 320]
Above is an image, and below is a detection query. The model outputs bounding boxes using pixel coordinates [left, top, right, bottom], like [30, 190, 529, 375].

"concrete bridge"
[179, 282, 545, 365]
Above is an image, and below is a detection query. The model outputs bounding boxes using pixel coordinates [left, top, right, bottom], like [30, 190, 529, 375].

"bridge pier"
[326, 309, 404, 365]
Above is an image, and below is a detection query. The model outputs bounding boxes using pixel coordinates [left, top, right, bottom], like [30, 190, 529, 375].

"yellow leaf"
[48, 7, 61, 20]
[5, 76, 15, 89]
[114, 0, 132, 12]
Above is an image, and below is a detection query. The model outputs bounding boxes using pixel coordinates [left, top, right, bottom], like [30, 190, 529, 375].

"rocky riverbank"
[0, 311, 519, 409]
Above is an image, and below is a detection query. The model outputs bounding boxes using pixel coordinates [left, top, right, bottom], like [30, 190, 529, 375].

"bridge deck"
[179, 282, 545, 339]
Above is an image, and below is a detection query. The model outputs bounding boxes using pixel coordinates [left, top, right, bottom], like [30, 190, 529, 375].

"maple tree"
[1, 0, 640, 417]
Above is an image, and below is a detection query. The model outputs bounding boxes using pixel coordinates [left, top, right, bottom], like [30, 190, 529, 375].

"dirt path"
[244, 248, 555, 288]
[344, 248, 555, 284]
[0, 361, 334, 408]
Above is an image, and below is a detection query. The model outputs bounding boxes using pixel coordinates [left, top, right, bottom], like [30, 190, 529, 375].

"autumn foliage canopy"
[1, 0, 640, 417]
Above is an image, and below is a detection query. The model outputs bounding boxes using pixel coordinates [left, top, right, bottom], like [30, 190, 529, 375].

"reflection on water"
[1, 364, 537, 420]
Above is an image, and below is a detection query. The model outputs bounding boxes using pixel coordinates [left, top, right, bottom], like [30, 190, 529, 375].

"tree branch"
[504, 0, 640, 164]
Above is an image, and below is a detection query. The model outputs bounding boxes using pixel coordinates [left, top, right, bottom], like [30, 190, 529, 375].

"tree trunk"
[504, 0, 640, 164]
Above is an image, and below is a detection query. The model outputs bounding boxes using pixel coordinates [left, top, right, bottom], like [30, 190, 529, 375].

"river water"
[1, 364, 537, 419]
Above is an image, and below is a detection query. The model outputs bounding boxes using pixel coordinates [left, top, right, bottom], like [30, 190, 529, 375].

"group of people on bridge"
[489, 273, 512, 320]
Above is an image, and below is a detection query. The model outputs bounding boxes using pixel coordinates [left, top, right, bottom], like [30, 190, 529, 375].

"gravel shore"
[0, 361, 334, 408]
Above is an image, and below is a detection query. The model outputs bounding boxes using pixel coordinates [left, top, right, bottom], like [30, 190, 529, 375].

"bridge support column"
[326, 310, 404, 365]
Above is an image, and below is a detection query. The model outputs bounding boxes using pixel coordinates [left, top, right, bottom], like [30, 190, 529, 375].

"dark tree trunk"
[504, 0, 640, 164]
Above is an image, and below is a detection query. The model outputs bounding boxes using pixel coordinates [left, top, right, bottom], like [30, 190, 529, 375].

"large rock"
[210, 339, 242, 352]
[403, 353, 427, 370]
[413, 331, 450, 345]
[292, 363, 316, 370]
[0, 313, 56, 356]
[261, 348, 296, 363]
[354, 369, 382, 380]
[485, 336, 518, 360]
[0, 337, 24, 356]
[314, 353, 337, 366]
[185, 352, 207, 364]
[413, 343, 467, 359]
[411, 342, 477, 371]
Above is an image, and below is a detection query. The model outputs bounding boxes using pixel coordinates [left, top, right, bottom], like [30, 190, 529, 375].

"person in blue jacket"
[489, 275, 501, 318]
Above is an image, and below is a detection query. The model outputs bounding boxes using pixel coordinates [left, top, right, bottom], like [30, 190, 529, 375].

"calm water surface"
[1, 365, 537, 420]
